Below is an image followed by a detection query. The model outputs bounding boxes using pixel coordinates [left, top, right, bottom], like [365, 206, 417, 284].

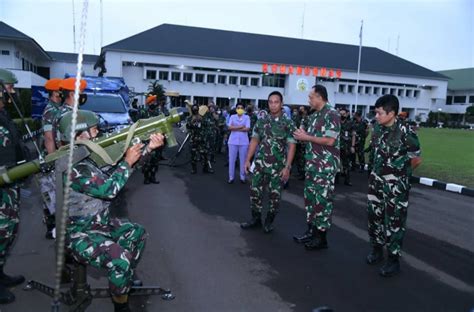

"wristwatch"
[285, 164, 291, 170]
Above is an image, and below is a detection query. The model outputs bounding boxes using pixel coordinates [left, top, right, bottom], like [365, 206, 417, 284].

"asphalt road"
[2, 142, 473, 312]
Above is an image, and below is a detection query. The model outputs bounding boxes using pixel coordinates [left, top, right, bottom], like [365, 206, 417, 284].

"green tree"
[147, 81, 166, 104]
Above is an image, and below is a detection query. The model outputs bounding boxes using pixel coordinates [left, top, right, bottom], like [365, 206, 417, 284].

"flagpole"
[354, 20, 363, 115]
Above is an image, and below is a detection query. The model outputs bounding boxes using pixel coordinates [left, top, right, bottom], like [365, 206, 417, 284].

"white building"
[432, 68, 474, 123]
[1, 21, 449, 121]
[98, 24, 448, 120]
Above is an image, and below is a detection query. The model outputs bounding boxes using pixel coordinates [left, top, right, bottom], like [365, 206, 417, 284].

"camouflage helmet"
[59, 110, 99, 142]
[0, 68, 18, 84]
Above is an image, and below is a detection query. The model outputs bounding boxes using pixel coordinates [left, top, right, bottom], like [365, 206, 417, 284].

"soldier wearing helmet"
[57, 109, 165, 311]
[0, 68, 27, 304]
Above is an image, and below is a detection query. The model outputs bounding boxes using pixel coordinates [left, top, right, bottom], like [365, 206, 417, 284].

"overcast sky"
[1, 0, 473, 71]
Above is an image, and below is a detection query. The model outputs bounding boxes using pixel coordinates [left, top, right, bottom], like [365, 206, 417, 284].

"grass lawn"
[412, 128, 474, 188]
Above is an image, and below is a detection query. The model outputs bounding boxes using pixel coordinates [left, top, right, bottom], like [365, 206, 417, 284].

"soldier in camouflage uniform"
[293, 85, 340, 250]
[199, 104, 215, 173]
[338, 108, 355, 186]
[366, 95, 421, 277]
[141, 95, 163, 184]
[215, 108, 227, 154]
[353, 111, 368, 172]
[0, 69, 27, 304]
[240, 91, 296, 233]
[247, 105, 258, 140]
[40, 78, 64, 239]
[58, 110, 165, 311]
[186, 104, 213, 174]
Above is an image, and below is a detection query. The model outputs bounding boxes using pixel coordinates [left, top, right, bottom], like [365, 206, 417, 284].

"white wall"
[0, 41, 15, 69]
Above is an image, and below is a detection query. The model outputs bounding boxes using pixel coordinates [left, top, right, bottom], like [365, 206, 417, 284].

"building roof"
[47, 51, 99, 63]
[0, 21, 51, 61]
[104, 24, 446, 80]
[437, 68, 474, 91]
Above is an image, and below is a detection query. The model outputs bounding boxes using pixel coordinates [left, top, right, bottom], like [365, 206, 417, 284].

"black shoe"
[293, 223, 313, 244]
[379, 255, 400, 277]
[0, 272, 25, 288]
[366, 245, 384, 265]
[150, 178, 160, 184]
[304, 229, 328, 250]
[113, 301, 131, 312]
[228, 179, 234, 184]
[144, 179, 150, 185]
[0, 284, 15, 304]
[240, 211, 262, 229]
[240, 179, 246, 184]
[45, 230, 54, 240]
[263, 213, 276, 233]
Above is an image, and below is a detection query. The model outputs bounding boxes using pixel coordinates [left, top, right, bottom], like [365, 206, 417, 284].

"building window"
[171, 72, 181, 81]
[382, 88, 388, 95]
[453, 96, 467, 104]
[446, 96, 453, 105]
[414, 90, 420, 98]
[469, 96, 474, 104]
[250, 78, 259, 86]
[262, 74, 285, 88]
[365, 86, 371, 94]
[398, 89, 403, 96]
[373, 87, 380, 95]
[348, 85, 354, 93]
[390, 88, 396, 95]
[338, 84, 345, 93]
[406, 89, 413, 97]
[358, 86, 363, 94]
[229, 76, 238, 85]
[159, 71, 169, 80]
[218, 75, 227, 84]
[240, 77, 248, 86]
[207, 74, 216, 83]
[146, 69, 156, 80]
[1, 50, 9, 55]
[195, 73, 204, 83]
[183, 73, 193, 82]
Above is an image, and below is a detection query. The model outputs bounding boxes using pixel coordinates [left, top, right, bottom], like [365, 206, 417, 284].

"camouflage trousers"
[250, 164, 283, 215]
[67, 211, 147, 296]
[142, 149, 160, 180]
[0, 186, 20, 266]
[190, 141, 209, 168]
[367, 172, 409, 257]
[295, 143, 306, 176]
[304, 171, 336, 231]
[340, 144, 351, 177]
[355, 139, 366, 167]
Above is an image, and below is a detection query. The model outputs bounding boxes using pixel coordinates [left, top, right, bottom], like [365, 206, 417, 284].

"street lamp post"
[238, 87, 242, 103]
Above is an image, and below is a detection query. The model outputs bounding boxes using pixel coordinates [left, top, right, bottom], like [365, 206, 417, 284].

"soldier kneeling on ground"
[58, 110, 165, 312]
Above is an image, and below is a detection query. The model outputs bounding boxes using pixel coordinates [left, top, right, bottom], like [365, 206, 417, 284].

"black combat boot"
[0, 284, 15, 304]
[240, 211, 262, 229]
[191, 164, 197, 174]
[203, 161, 215, 174]
[263, 212, 276, 233]
[293, 223, 314, 244]
[366, 245, 384, 265]
[359, 164, 365, 173]
[112, 296, 131, 312]
[379, 254, 400, 277]
[304, 229, 328, 250]
[0, 266, 25, 287]
[143, 171, 151, 184]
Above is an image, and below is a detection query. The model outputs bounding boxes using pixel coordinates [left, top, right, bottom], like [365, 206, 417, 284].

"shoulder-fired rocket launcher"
[0, 108, 182, 186]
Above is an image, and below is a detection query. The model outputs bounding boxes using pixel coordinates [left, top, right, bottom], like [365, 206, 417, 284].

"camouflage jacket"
[252, 113, 297, 170]
[370, 119, 421, 177]
[249, 113, 258, 132]
[305, 103, 341, 174]
[201, 112, 216, 140]
[0, 109, 24, 170]
[340, 118, 354, 148]
[353, 119, 368, 143]
[292, 114, 301, 128]
[186, 115, 204, 143]
[42, 101, 63, 149]
[67, 159, 131, 219]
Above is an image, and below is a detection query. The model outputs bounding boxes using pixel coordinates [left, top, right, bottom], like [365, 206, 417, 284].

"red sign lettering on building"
[288, 65, 294, 74]
[336, 69, 342, 79]
[296, 66, 303, 75]
[271, 64, 278, 73]
[262, 64, 268, 73]
[304, 67, 311, 76]
[279, 64, 286, 74]
[329, 68, 334, 78]
[320, 67, 327, 77]
[313, 67, 319, 76]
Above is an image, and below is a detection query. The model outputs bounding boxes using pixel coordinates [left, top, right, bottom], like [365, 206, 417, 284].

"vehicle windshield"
[80, 94, 127, 113]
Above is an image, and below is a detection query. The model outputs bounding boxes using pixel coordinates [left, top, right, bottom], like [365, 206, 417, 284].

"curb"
[410, 176, 474, 197]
